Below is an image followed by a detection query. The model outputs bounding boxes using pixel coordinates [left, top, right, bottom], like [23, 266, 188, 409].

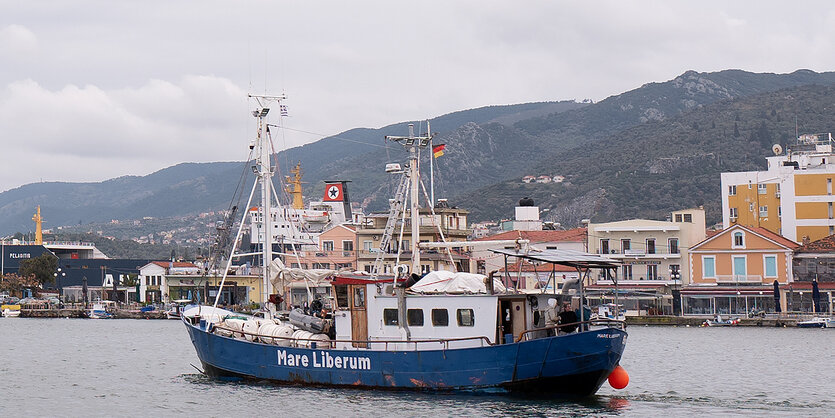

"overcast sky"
[2, 1, 835, 193]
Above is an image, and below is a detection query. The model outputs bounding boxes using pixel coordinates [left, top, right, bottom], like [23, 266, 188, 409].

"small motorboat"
[702, 315, 739, 327]
[796, 317, 828, 328]
[1, 304, 21, 318]
[88, 303, 114, 319]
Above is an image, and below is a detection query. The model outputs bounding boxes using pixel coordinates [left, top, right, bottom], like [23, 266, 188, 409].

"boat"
[166, 300, 192, 320]
[1, 304, 21, 318]
[183, 97, 628, 396]
[796, 317, 828, 328]
[88, 302, 114, 319]
[702, 314, 739, 327]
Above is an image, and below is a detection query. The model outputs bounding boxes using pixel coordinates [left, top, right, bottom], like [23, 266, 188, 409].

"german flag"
[433, 143, 445, 158]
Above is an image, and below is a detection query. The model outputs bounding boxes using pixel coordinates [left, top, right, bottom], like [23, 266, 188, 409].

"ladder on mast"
[372, 170, 410, 278]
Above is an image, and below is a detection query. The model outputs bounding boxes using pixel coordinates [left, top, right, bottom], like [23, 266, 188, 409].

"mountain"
[0, 101, 584, 235]
[3, 69, 835, 236]
[458, 83, 835, 226]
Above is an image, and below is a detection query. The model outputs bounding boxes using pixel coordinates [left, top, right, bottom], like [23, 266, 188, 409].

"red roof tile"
[794, 233, 835, 253]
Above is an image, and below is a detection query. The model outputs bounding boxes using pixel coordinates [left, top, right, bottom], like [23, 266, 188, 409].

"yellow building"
[721, 133, 835, 243]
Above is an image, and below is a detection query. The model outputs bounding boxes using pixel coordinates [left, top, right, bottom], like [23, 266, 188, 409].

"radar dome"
[519, 197, 535, 207]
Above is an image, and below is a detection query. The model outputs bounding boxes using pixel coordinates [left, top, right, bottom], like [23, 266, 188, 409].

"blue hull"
[185, 322, 627, 396]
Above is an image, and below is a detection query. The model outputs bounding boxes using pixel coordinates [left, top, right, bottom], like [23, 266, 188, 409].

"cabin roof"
[489, 248, 621, 269]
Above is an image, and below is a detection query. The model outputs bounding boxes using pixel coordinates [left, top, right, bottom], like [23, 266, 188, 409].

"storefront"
[681, 286, 777, 316]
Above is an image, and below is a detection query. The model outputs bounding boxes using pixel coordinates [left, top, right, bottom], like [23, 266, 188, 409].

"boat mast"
[386, 124, 432, 275]
[250, 93, 286, 304]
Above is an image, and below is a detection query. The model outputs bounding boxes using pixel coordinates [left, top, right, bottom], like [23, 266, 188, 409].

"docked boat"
[166, 300, 192, 320]
[702, 314, 739, 327]
[796, 317, 828, 328]
[88, 302, 113, 319]
[183, 97, 628, 396]
[1, 304, 21, 318]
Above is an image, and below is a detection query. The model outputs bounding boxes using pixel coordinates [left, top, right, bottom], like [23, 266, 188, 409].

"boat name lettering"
[9, 253, 31, 259]
[277, 350, 371, 370]
[596, 334, 619, 339]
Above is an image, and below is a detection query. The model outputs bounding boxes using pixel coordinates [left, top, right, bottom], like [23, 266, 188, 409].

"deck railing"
[203, 317, 626, 350]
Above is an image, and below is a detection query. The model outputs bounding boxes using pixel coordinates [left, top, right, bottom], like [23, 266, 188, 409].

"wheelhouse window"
[383, 308, 398, 326]
[352, 287, 365, 308]
[457, 309, 475, 327]
[431, 309, 449, 326]
[407, 309, 424, 326]
[334, 285, 349, 309]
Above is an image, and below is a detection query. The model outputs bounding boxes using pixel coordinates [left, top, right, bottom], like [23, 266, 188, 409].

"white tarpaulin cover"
[408, 271, 507, 294]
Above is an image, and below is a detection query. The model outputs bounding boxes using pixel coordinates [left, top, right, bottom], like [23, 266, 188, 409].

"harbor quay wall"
[20, 308, 168, 319]
[625, 315, 799, 327]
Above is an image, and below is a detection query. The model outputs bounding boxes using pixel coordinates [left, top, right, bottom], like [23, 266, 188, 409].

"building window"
[778, 207, 782, 218]
[383, 308, 398, 326]
[829, 179, 833, 196]
[313, 263, 330, 269]
[621, 239, 631, 252]
[730, 207, 738, 220]
[600, 239, 609, 254]
[759, 206, 768, 218]
[431, 309, 449, 326]
[363, 241, 373, 251]
[703, 256, 716, 279]
[675, 214, 683, 222]
[683, 214, 692, 223]
[748, 181, 752, 189]
[733, 256, 747, 281]
[401, 240, 410, 251]
[342, 240, 354, 251]
[646, 238, 656, 254]
[647, 264, 658, 280]
[830, 202, 834, 219]
[729, 185, 737, 196]
[363, 265, 373, 273]
[749, 202, 754, 212]
[668, 238, 679, 254]
[763, 255, 777, 278]
[322, 241, 334, 251]
[733, 231, 745, 248]
[456, 309, 475, 326]
[407, 309, 424, 326]
[622, 265, 632, 280]
[758, 184, 767, 194]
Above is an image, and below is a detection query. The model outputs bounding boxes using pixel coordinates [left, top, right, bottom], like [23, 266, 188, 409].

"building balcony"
[715, 274, 764, 284]
[601, 249, 681, 260]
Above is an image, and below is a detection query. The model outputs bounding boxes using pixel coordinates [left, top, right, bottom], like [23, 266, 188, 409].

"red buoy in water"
[608, 365, 629, 389]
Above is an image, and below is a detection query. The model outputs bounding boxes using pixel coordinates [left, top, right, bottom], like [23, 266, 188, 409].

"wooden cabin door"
[510, 299, 527, 341]
[350, 285, 368, 348]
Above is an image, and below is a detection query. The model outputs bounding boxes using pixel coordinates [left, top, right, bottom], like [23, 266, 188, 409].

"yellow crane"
[32, 205, 43, 244]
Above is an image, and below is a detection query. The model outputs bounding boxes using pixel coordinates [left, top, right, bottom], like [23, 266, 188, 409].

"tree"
[122, 274, 138, 287]
[19, 253, 59, 286]
[0, 273, 40, 298]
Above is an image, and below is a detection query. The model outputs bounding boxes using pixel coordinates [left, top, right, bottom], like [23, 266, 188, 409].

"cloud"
[0, 76, 252, 191]
[0, 24, 37, 56]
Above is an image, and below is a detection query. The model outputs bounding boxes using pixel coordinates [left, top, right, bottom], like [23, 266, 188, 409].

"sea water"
[0, 319, 832, 416]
